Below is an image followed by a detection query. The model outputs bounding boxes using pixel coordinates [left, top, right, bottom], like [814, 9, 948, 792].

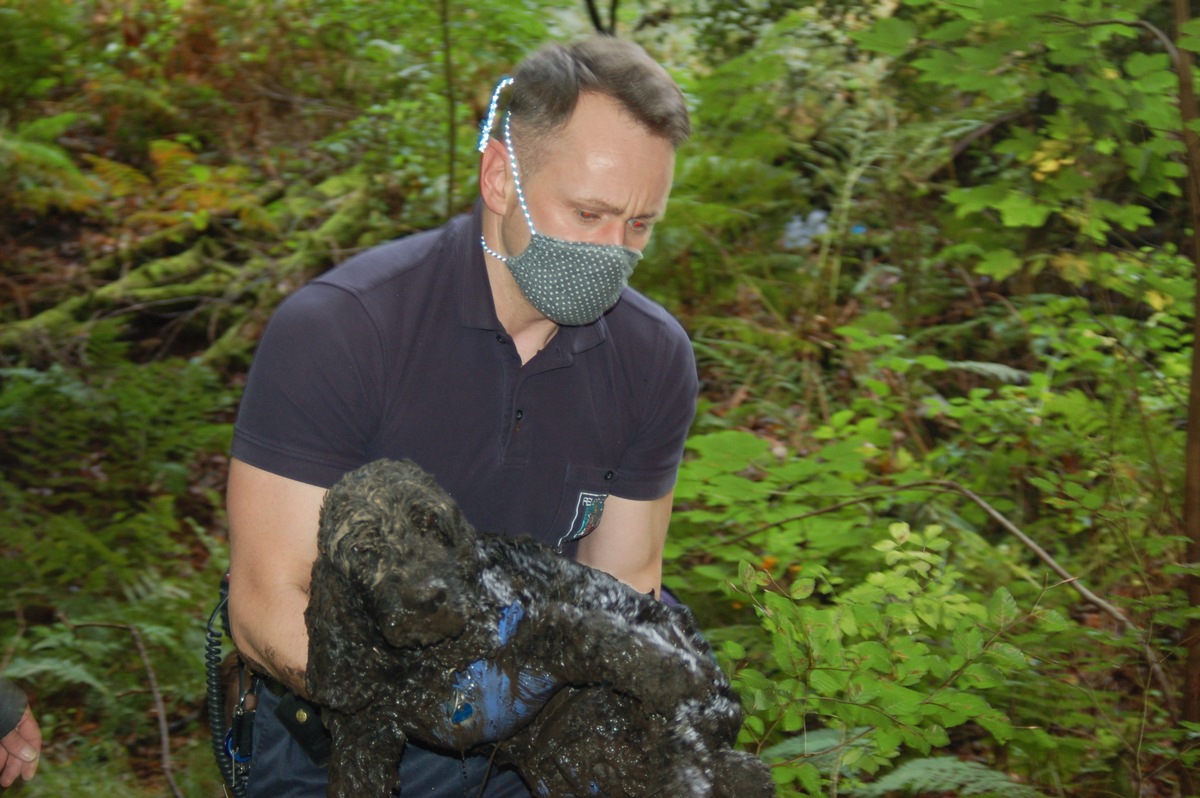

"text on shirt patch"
[556, 491, 607, 551]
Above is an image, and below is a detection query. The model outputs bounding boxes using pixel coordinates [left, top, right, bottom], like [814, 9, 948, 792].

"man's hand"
[0, 709, 41, 788]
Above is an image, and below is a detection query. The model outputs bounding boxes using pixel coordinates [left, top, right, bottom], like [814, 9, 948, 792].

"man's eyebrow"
[576, 197, 665, 221]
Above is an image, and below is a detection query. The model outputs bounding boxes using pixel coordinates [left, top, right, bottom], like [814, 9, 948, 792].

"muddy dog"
[304, 458, 775, 798]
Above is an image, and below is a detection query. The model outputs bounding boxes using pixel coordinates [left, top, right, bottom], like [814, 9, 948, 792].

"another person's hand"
[0, 708, 40, 788]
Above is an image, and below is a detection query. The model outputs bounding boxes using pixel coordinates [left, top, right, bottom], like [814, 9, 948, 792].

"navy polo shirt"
[232, 203, 698, 551]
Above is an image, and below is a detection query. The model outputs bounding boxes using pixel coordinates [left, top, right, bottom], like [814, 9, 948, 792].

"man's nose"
[597, 222, 625, 248]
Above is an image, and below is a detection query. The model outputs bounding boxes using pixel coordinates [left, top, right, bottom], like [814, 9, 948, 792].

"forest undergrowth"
[1, 1, 1198, 796]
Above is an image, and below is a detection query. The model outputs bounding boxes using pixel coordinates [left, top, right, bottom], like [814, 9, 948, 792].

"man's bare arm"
[226, 458, 327, 695]
[575, 492, 674, 598]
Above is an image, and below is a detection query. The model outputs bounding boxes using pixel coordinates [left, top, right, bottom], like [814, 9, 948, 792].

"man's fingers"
[0, 751, 21, 788]
[15, 710, 41, 752]
[19, 746, 39, 782]
[0, 709, 42, 786]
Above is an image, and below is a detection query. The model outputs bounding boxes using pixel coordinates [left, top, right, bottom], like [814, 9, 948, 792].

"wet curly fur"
[304, 459, 774, 798]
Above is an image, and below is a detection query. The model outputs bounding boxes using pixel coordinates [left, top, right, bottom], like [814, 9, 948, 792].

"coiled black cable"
[205, 577, 246, 797]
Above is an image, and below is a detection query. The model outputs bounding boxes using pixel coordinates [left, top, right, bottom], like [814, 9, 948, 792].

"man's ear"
[479, 137, 512, 215]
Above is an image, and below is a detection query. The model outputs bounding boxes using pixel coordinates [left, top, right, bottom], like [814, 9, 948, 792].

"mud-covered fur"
[304, 459, 774, 797]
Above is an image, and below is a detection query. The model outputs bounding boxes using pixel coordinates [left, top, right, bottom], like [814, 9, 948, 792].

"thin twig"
[903, 479, 1181, 722]
[59, 616, 185, 798]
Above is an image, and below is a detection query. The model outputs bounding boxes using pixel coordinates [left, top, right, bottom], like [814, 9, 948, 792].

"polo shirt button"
[515, 409, 523, 421]
[604, 470, 614, 480]
[496, 334, 507, 344]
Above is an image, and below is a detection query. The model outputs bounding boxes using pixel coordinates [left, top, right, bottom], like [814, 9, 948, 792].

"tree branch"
[1039, 15, 1179, 67]
[584, 0, 605, 34]
[439, 0, 457, 222]
[583, 0, 617, 35]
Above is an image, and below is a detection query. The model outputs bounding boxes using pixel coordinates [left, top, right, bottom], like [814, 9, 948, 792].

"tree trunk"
[1172, 0, 1200, 763]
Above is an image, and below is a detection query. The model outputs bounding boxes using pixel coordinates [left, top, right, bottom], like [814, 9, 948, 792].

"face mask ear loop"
[502, 111, 538, 236]
[477, 76, 513, 154]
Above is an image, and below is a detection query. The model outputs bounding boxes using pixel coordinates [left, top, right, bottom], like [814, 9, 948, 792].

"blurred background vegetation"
[1, 0, 1198, 795]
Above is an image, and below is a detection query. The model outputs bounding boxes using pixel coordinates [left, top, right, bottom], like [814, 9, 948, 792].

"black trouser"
[246, 687, 532, 797]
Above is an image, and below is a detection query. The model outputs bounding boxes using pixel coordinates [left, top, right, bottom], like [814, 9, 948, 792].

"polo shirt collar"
[457, 201, 607, 354]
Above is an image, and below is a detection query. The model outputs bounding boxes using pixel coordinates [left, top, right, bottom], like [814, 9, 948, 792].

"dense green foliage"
[1, 0, 1197, 796]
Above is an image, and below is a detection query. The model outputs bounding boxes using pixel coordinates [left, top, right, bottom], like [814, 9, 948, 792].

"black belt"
[255, 673, 332, 767]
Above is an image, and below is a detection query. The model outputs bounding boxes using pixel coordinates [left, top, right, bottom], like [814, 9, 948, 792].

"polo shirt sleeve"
[612, 315, 698, 501]
[231, 282, 385, 489]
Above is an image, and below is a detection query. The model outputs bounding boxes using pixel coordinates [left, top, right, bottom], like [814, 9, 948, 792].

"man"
[0, 677, 40, 789]
[226, 35, 696, 796]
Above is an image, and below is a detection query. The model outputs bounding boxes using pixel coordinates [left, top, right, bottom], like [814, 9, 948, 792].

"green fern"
[762, 726, 873, 769]
[853, 757, 1047, 798]
[943, 360, 1031, 385]
[0, 113, 99, 213]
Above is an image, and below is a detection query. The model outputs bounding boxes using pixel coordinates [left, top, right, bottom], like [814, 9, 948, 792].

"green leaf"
[1180, 34, 1200, 54]
[853, 641, 892, 673]
[987, 587, 1021, 627]
[961, 663, 1007, 689]
[930, 688, 990, 728]
[1124, 52, 1170, 79]
[810, 668, 851, 696]
[1036, 608, 1074, 632]
[946, 183, 1008, 216]
[876, 681, 924, 718]
[889, 522, 912, 544]
[986, 641, 1030, 671]
[850, 17, 918, 57]
[976, 707, 1016, 742]
[790, 577, 816, 600]
[976, 249, 1023, 280]
[953, 625, 984, 659]
[686, 430, 771, 466]
[795, 762, 822, 794]
[874, 723, 904, 755]
[997, 191, 1053, 227]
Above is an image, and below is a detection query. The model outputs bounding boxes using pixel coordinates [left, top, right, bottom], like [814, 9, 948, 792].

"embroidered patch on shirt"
[556, 491, 607, 551]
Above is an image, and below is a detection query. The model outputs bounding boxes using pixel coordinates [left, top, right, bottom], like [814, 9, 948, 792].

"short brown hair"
[506, 37, 690, 171]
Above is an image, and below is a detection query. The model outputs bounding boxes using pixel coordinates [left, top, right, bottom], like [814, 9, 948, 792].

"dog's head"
[318, 459, 476, 648]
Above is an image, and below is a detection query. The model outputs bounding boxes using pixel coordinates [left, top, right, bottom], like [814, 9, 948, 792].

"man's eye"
[577, 210, 601, 222]
[628, 219, 652, 234]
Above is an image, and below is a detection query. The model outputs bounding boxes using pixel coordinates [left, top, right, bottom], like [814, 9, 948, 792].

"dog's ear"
[406, 495, 465, 546]
[322, 506, 397, 590]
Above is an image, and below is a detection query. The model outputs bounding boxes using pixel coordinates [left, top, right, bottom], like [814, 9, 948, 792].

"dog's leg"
[709, 749, 777, 798]
[326, 709, 407, 798]
[517, 603, 713, 717]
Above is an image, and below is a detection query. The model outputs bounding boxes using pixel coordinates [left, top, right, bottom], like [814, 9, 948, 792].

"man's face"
[501, 92, 676, 257]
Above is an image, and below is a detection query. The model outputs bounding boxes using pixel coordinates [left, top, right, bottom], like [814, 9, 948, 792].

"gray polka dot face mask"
[479, 101, 642, 326]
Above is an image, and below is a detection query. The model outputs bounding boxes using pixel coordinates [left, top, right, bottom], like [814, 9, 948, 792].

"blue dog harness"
[434, 602, 559, 748]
